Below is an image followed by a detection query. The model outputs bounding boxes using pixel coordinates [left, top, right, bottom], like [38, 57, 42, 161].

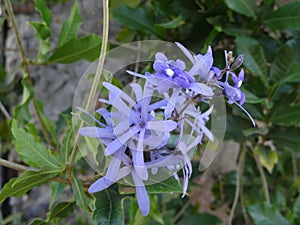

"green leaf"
[269, 127, 300, 152]
[93, 187, 124, 225]
[110, 0, 142, 9]
[248, 202, 291, 225]
[145, 177, 182, 194]
[282, 62, 300, 83]
[28, 218, 48, 225]
[155, 16, 185, 29]
[72, 177, 90, 210]
[48, 201, 75, 220]
[236, 36, 268, 87]
[50, 181, 67, 208]
[177, 213, 221, 225]
[270, 39, 300, 82]
[27, 22, 51, 61]
[264, 2, 300, 31]
[11, 119, 63, 170]
[27, 22, 51, 40]
[254, 144, 278, 173]
[112, 5, 155, 35]
[294, 196, 300, 225]
[224, 0, 257, 19]
[36, 100, 59, 148]
[60, 126, 74, 164]
[270, 106, 300, 126]
[13, 75, 33, 124]
[0, 170, 59, 204]
[243, 88, 265, 104]
[34, 0, 51, 27]
[116, 27, 135, 43]
[57, 0, 82, 47]
[49, 34, 102, 63]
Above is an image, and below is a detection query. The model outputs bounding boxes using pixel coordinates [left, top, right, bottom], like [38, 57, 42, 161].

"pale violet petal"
[132, 128, 148, 180]
[131, 170, 150, 216]
[189, 82, 214, 96]
[105, 126, 139, 155]
[146, 120, 177, 132]
[88, 177, 113, 193]
[79, 127, 113, 139]
[175, 42, 195, 64]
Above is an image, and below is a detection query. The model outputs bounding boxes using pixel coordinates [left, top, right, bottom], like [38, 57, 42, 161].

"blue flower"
[79, 81, 178, 216]
[218, 69, 245, 105]
[153, 52, 195, 90]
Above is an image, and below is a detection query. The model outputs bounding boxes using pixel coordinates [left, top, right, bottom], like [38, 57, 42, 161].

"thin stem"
[228, 144, 246, 225]
[4, 0, 53, 148]
[4, 0, 27, 63]
[0, 158, 71, 185]
[0, 100, 12, 120]
[0, 158, 38, 172]
[173, 198, 191, 223]
[68, 0, 109, 174]
[239, 144, 252, 225]
[253, 151, 270, 203]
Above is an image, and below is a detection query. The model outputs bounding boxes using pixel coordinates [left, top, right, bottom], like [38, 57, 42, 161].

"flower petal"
[146, 120, 177, 132]
[88, 177, 113, 193]
[132, 170, 150, 216]
[189, 82, 214, 96]
[105, 126, 139, 155]
[132, 128, 148, 180]
[79, 127, 113, 139]
[175, 42, 195, 64]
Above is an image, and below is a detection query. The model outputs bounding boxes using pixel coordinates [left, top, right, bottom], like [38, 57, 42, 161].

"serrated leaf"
[11, 119, 63, 170]
[57, 0, 82, 47]
[254, 145, 278, 173]
[93, 187, 124, 225]
[268, 127, 300, 152]
[28, 218, 48, 225]
[112, 5, 155, 35]
[0, 170, 59, 204]
[248, 202, 291, 225]
[48, 201, 75, 220]
[270, 106, 300, 126]
[294, 196, 300, 225]
[236, 36, 268, 87]
[264, 2, 300, 31]
[34, 0, 51, 27]
[270, 39, 300, 82]
[224, 0, 257, 19]
[49, 34, 102, 64]
[72, 177, 90, 210]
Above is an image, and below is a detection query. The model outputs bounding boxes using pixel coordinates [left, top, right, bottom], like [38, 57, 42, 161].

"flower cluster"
[78, 43, 254, 216]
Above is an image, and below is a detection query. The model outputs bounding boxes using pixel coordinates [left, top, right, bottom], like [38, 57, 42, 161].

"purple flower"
[88, 147, 150, 216]
[153, 52, 195, 90]
[218, 69, 245, 105]
[79, 81, 179, 216]
[78, 41, 256, 218]
[176, 42, 216, 82]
